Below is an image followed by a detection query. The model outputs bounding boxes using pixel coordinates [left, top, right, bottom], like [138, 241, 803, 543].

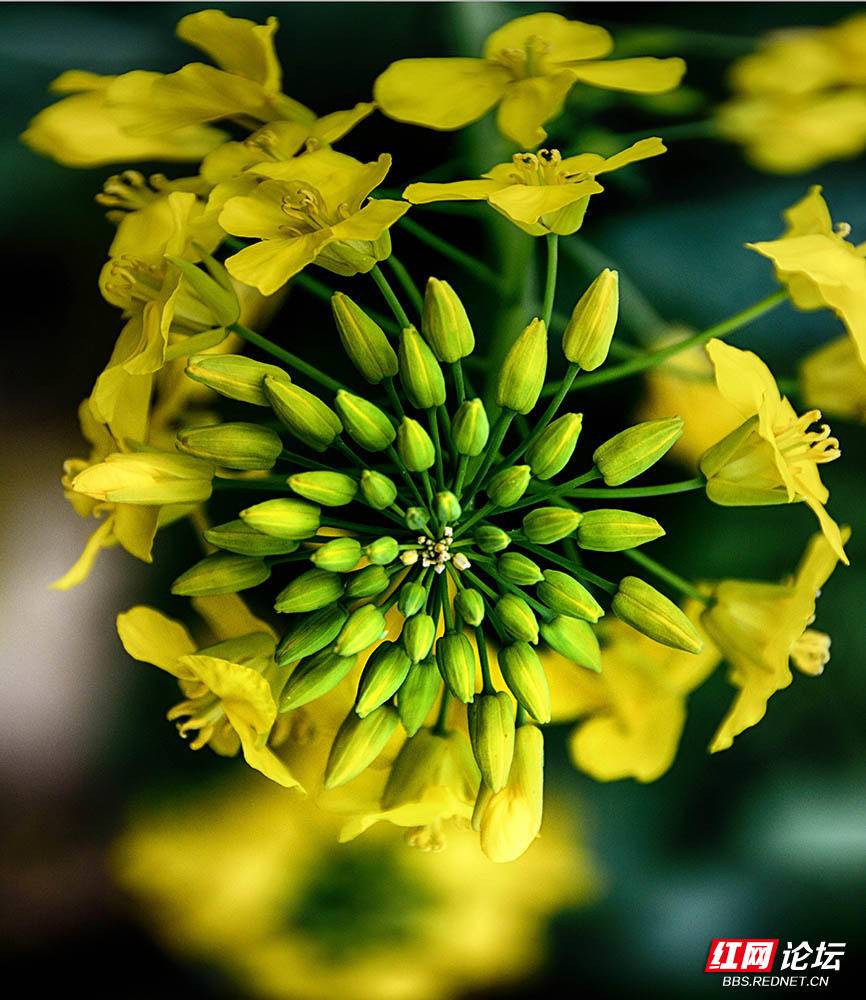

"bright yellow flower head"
[748, 186, 866, 370]
[700, 338, 847, 564]
[718, 15, 866, 173]
[404, 138, 665, 236]
[117, 597, 300, 788]
[375, 11, 685, 148]
[557, 606, 719, 783]
[701, 527, 849, 752]
[800, 335, 866, 424]
[220, 149, 408, 293]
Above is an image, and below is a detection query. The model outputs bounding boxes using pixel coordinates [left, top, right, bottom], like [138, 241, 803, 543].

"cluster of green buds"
[175, 268, 700, 856]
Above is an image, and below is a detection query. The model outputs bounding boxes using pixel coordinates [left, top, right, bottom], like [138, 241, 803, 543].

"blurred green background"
[1, 3, 864, 997]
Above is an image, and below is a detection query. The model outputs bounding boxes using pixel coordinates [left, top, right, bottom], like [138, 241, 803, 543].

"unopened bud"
[171, 552, 270, 596]
[539, 615, 601, 671]
[397, 658, 441, 736]
[365, 536, 398, 565]
[177, 421, 282, 470]
[497, 642, 551, 723]
[360, 470, 398, 510]
[522, 506, 582, 544]
[487, 465, 530, 507]
[71, 451, 213, 505]
[344, 564, 390, 598]
[382, 730, 479, 812]
[397, 417, 435, 471]
[331, 291, 398, 383]
[356, 641, 412, 717]
[399, 325, 446, 408]
[185, 353, 290, 406]
[435, 631, 476, 703]
[289, 471, 357, 507]
[497, 552, 543, 586]
[324, 705, 399, 789]
[204, 518, 299, 556]
[526, 412, 583, 480]
[333, 604, 387, 656]
[422, 277, 475, 362]
[265, 376, 342, 452]
[435, 490, 462, 523]
[398, 581, 427, 617]
[537, 569, 603, 622]
[475, 525, 511, 554]
[593, 417, 684, 486]
[240, 498, 320, 539]
[455, 587, 485, 625]
[274, 568, 344, 613]
[275, 605, 347, 666]
[562, 269, 619, 370]
[452, 398, 489, 456]
[402, 613, 436, 662]
[479, 723, 543, 863]
[279, 649, 356, 710]
[335, 389, 396, 452]
[612, 576, 703, 653]
[468, 691, 515, 792]
[311, 536, 362, 572]
[169, 253, 239, 326]
[496, 318, 547, 414]
[405, 506, 430, 531]
[577, 509, 664, 551]
[496, 593, 539, 644]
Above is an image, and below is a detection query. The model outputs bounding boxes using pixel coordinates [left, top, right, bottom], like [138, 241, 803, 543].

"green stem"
[506, 468, 601, 512]
[321, 517, 385, 536]
[540, 289, 787, 397]
[451, 361, 466, 406]
[541, 233, 559, 329]
[433, 687, 451, 735]
[229, 322, 344, 393]
[295, 272, 399, 336]
[212, 476, 292, 492]
[398, 216, 505, 291]
[557, 478, 705, 500]
[440, 572, 454, 631]
[463, 410, 515, 508]
[624, 548, 711, 605]
[453, 454, 469, 497]
[428, 409, 445, 490]
[386, 445, 427, 511]
[384, 377, 405, 420]
[278, 450, 331, 472]
[476, 625, 494, 693]
[371, 263, 411, 329]
[386, 254, 424, 316]
[516, 540, 617, 595]
[453, 501, 496, 540]
[501, 362, 578, 466]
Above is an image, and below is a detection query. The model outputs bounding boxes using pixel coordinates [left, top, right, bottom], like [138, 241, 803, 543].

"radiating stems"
[229, 322, 344, 393]
[453, 454, 469, 497]
[212, 476, 293, 492]
[541, 233, 559, 329]
[557, 478, 706, 501]
[384, 377, 405, 419]
[387, 254, 424, 315]
[502, 362, 579, 466]
[451, 360, 466, 406]
[516, 539, 617, 594]
[386, 444, 427, 510]
[476, 625, 495, 693]
[541, 289, 788, 397]
[506, 468, 601, 512]
[623, 548, 711, 605]
[428, 408, 445, 489]
[371, 263, 411, 329]
[463, 409, 515, 508]
[433, 687, 451, 735]
[398, 216, 505, 291]
[453, 501, 496, 540]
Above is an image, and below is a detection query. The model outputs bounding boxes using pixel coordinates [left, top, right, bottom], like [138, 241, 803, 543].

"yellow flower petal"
[328, 198, 408, 243]
[311, 102, 375, 144]
[561, 136, 667, 175]
[116, 605, 198, 676]
[496, 72, 576, 147]
[232, 717, 304, 790]
[51, 515, 117, 591]
[112, 503, 160, 562]
[488, 178, 602, 227]
[706, 337, 781, 418]
[176, 10, 283, 92]
[224, 232, 331, 295]
[218, 181, 290, 239]
[484, 12, 612, 62]
[192, 594, 278, 642]
[570, 56, 686, 93]
[782, 184, 834, 237]
[403, 179, 504, 205]
[253, 150, 391, 209]
[374, 58, 509, 129]
[180, 654, 276, 733]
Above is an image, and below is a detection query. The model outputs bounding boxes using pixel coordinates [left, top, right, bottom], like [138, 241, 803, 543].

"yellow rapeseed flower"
[701, 527, 849, 752]
[404, 138, 665, 236]
[700, 338, 847, 564]
[800, 335, 866, 423]
[375, 11, 684, 147]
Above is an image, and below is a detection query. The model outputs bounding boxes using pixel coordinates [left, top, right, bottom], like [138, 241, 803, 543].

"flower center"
[278, 182, 351, 236]
[492, 35, 551, 79]
[95, 170, 158, 215]
[101, 255, 166, 309]
[790, 627, 831, 676]
[775, 408, 841, 467]
[166, 687, 226, 750]
[399, 527, 471, 574]
[508, 149, 582, 187]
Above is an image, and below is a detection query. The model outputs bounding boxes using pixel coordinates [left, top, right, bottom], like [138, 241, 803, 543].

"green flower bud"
[397, 658, 441, 736]
[185, 354, 290, 407]
[398, 581, 427, 617]
[475, 525, 511, 554]
[176, 421, 282, 471]
[399, 325, 446, 408]
[526, 412, 583, 480]
[168, 253, 239, 326]
[324, 705, 399, 790]
[203, 519, 299, 556]
[468, 692, 515, 792]
[487, 465, 531, 506]
[537, 569, 603, 622]
[562, 268, 619, 370]
[397, 417, 435, 471]
[496, 317, 547, 414]
[240, 498, 320, 539]
[577, 509, 665, 551]
[455, 587, 485, 626]
[365, 536, 399, 565]
[318, 234, 389, 278]
[275, 605, 348, 666]
[265, 376, 342, 452]
[360, 470, 398, 510]
[280, 648, 356, 710]
[593, 417, 684, 486]
[355, 641, 412, 718]
[422, 277, 475, 362]
[171, 552, 270, 596]
[495, 593, 539, 644]
[334, 389, 396, 452]
[402, 613, 436, 662]
[345, 564, 390, 599]
[435, 490, 462, 523]
[405, 506, 430, 531]
[522, 506, 582, 544]
[497, 552, 543, 586]
[331, 291, 398, 383]
[274, 568, 344, 613]
[612, 576, 703, 653]
[334, 604, 387, 656]
[452, 398, 489, 457]
[311, 536, 362, 572]
[497, 642, 551, 723]
[435, 631, 476, 703]
[288, 471, 357, 507]
[539, 615, 601, 671]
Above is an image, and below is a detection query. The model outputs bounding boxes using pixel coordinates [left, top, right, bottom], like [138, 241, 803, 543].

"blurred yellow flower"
[375, 11, 684, 147]
[800, 335, 866, 423]
[404, 138, 665, 236]
[749, 185, 866, 368]
[702, 527, 849, 752]
[220, 149, 408, 293]
[718, 15, 866, 172]
[700, 338, 847, 564]
[559, 605, 718, 783]
[112, 772, 597, 1000]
